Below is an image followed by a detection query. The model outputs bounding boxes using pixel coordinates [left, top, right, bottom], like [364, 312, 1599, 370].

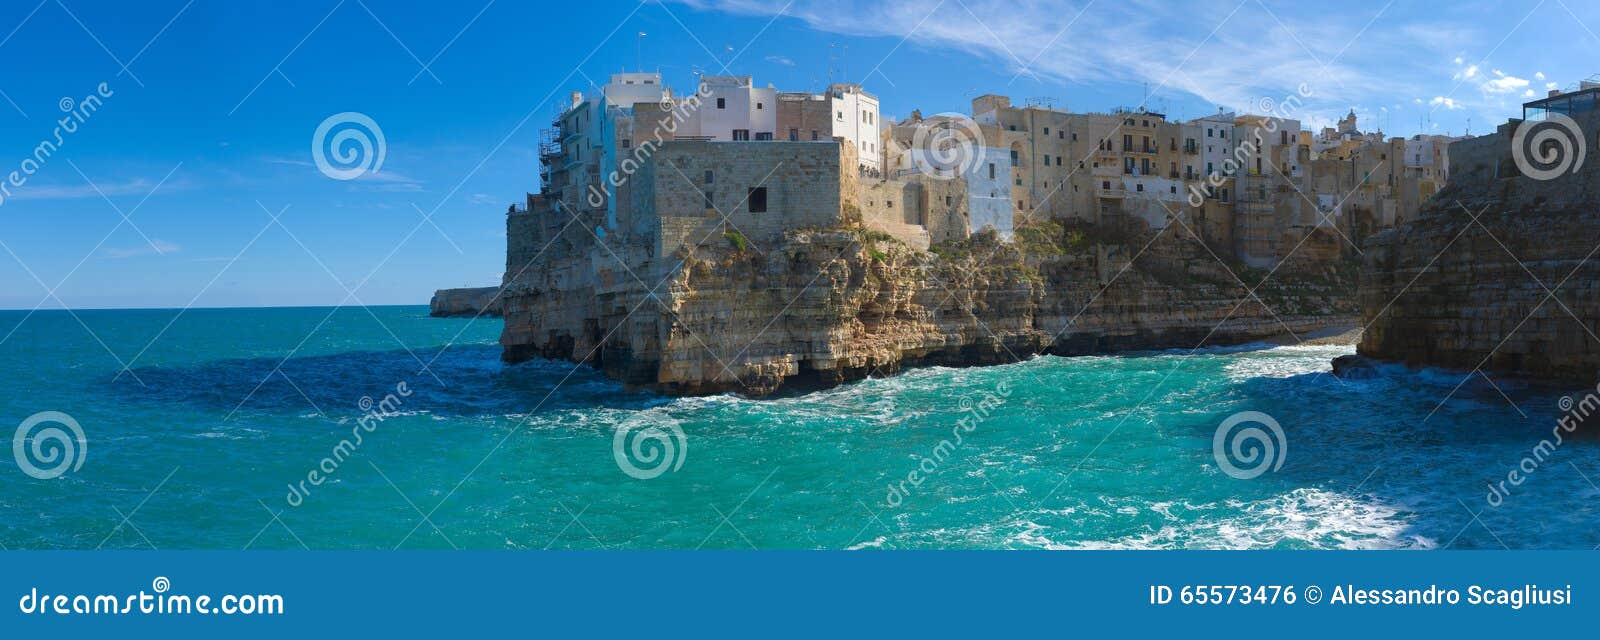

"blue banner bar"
[2, 551, 1592, 636]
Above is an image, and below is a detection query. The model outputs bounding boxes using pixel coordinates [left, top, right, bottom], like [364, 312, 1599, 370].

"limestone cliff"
[430, 287, 503, 318]
[1356, 112, 1600, 382]
[501, 213, 1356, 395]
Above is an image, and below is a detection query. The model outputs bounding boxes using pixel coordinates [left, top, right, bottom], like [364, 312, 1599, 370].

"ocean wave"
[1001, 489, 1427, 550]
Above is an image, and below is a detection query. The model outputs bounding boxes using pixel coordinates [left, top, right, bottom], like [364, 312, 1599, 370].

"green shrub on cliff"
[725, 230, 749, 253]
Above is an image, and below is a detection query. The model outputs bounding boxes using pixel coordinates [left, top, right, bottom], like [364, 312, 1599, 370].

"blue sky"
[0, 0, 1594, 309]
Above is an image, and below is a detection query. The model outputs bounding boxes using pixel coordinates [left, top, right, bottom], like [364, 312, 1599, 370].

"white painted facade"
[601, 72, 670, 107]
[1193, 111, 1236, 179]
[680, 75, 777, 141]
[1404, 134, 1459, 182]
[966, 146, 1014, 239]
[829, 83, 882, 171]
[1120, 164, 1187, 230]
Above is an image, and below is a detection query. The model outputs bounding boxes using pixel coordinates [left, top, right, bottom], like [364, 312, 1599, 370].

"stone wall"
[639, 140, 845, 258]
[1357, 109, 1600, 382]
[857, 179, 931, 250]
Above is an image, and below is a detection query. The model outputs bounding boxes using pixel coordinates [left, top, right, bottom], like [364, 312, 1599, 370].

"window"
[811, 130, 819, 141]
[717, 98, 726, 109]
[1071, 132, 1077, 141]
[756, 102, 764, 110]
[755, 132, 773, 140]
[789, 129, 799, 142]
[705, 170, 713, 183]
[887, 200, 894, 208]
[945, 195, 952, 206]
[1207, 128, 1214, 138]
[1017, 200, 1024, 209]
[1043, 127, 1050, 135]
[1010, 149, 1019, 166]
[1043, 154, 1051, 165]
[748, 187, 767, 213]
[703, 190, 714, 209]
[837, 111, 844, 121]
[988, 163, 995, 179]
[1136, 184, 1144, 192]
[732, 129, 750, 141]
[622, 139, 631, 149]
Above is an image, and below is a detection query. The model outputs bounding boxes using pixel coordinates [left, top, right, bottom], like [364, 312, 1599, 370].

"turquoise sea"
[2, 305, 1597, 550]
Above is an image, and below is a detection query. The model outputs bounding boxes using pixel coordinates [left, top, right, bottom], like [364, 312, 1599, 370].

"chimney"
[1549, 89, 1562, 98]
[569, 91, 584, 110]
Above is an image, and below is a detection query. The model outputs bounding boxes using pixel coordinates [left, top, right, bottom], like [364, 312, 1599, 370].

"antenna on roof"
[828, 42, 847, 85]
[636, 31, 646, 73]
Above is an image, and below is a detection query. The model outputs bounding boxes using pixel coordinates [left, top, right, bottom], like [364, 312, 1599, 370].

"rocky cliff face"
[1356, 113, 1600, 383]
[502, 213, 1356, 395]
[430, 287, 503, 318]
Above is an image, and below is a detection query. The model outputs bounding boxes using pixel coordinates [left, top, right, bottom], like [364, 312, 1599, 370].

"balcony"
[1097, 183, 1126, 198]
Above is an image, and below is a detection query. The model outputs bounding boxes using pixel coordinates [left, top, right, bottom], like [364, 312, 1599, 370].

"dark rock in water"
[1332, 354, 1380, 379]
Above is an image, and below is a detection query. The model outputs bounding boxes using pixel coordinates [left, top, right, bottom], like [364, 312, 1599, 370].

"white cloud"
[764, 55, 796, 66]
[1463, 65, 1478, 78]
[1453, 56, 1464, 65]
[671, 0, 1435, 128]
[1524, 89, 1536, 97]
[6, 179, 154, 201]
[1546, 82, 1559, 90]
[1429, 96, 1464, 110]
[1536, 71, 1546, 80]
[1480, 74, 1529, 94]
[103, 239, 180, 259]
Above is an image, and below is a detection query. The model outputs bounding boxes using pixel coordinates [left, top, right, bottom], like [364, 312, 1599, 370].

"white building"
[680, 75, 777, 141]
[967, 145, 1014, 240]
[1404, 134, 1459, 183]
[595, 73, 672, 229]
[828, 83, 882, 172]
[1192, 110, 1236, 179]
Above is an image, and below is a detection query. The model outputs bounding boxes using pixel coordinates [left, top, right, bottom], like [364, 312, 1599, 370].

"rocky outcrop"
[430, 287, 503, 318]
[501, 212, 1356, 395]
[1356, 111, 1600, 383]
[1331, 354, 1380, 379]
